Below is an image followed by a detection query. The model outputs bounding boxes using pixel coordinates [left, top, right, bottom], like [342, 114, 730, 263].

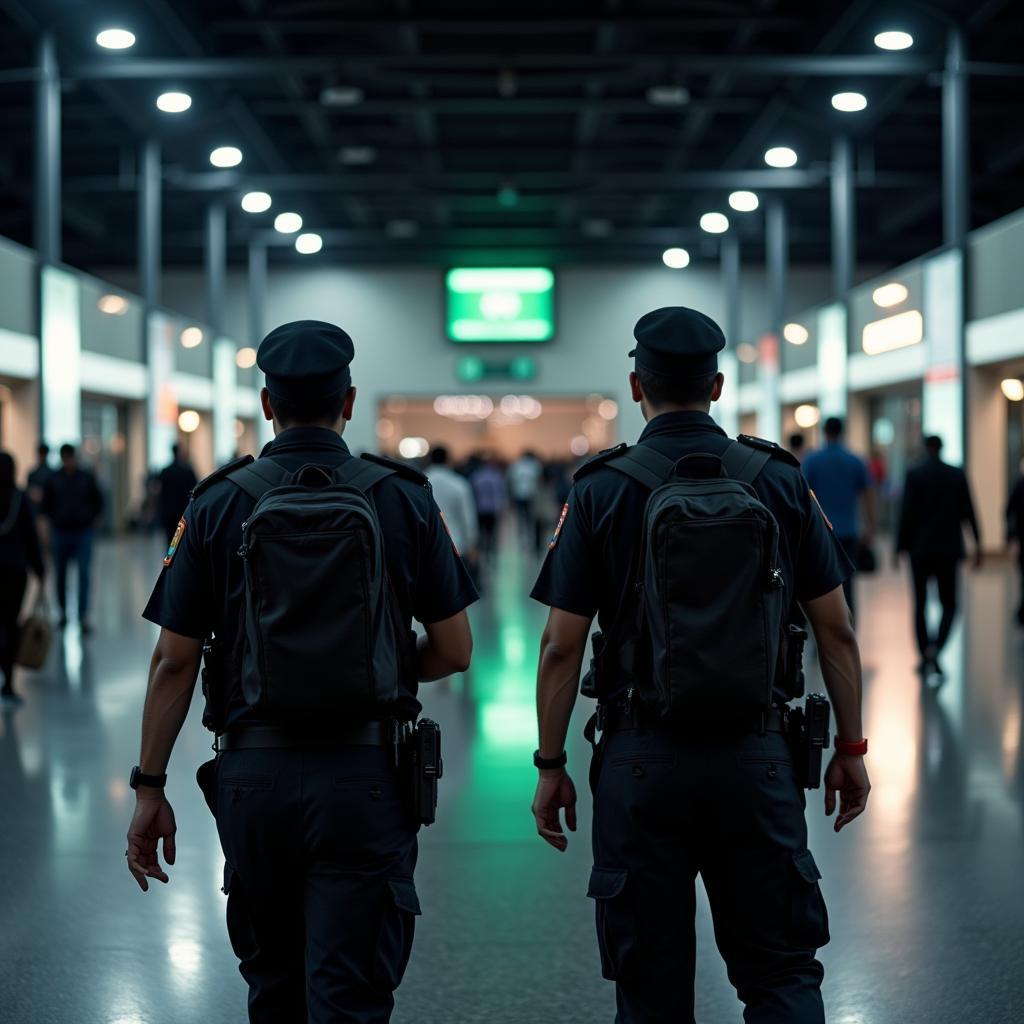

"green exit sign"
[446, 267, 555, 343]
[457, 356, 537, 382]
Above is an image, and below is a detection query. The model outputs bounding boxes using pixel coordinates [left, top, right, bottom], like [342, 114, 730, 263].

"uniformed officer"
[125, 320, 477, 1023]
[530, 307, 871, 1022]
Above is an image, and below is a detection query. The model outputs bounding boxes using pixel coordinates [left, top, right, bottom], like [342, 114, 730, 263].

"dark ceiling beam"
[210, 16, 804, 35]
[66, 54, 940, 79]
[64, 169, 929, 195]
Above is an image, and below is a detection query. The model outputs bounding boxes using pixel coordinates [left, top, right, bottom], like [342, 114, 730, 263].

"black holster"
[787, 693, 831, 789]
[196, 757, 218, 815]
[406, 719, 443, 826]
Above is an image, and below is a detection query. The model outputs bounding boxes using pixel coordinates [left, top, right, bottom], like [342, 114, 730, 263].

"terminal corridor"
[1, 536, 1022, 1024]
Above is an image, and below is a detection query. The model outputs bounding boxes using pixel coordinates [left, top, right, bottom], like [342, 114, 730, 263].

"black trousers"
[0, 568, 27, 693]
[909, 556, 959, 658]
[208, 747, 420, 1024]
[591, 728, 828, 1024]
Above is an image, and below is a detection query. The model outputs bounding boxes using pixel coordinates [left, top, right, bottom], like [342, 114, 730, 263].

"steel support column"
[720, 232, 741, 346]
[830, 135, 855, 298]
[34, 34, 60, 263]
[138, 140, 162, 308]
[205, 202, 227, 334]
[247, 240, 267, 346]
[762, 197, 787, 442]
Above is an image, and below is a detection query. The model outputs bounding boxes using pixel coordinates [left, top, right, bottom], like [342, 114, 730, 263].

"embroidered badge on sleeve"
[164, 517, 187, 566]
[549, 503, 570, 550]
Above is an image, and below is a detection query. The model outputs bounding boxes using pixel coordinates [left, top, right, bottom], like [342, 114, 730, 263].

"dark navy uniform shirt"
[531, 411, 852, 704]
[143, 427, 479, 729]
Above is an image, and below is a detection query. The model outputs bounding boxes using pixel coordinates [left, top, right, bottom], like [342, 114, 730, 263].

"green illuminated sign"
[456, 356, 537, 382]
[446, 267, 555, 343]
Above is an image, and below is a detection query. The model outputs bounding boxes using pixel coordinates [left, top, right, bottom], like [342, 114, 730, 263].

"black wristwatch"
[129, 766, 167, 790]
[533, 749, 568, 770]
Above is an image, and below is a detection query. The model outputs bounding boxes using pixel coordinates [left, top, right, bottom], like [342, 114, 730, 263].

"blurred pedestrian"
[532, 461, 563, 556]
[0, 452, 46, 706]
[471, 454, 507, 560]
[788, 433, 806, 464]
[158, 444, 198, 545]
[896, 435, 982, 676]
[803, 417, 876, 619]
[1007, 458, 1024, 626]
[425, 446, 479, 575]
[26, 442, 53, 513]
[508, 450, 543, 544]
[40, 444, 103, 633]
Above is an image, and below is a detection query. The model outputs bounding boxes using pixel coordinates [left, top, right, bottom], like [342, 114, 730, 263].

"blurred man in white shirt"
[426, 447, 479, 570]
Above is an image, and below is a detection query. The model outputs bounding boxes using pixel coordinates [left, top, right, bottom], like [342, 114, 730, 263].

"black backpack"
[226, 454, 414, 719]
[593, 439, 786, 722]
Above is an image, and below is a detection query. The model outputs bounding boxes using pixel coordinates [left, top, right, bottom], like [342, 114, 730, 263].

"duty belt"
[214, 721, 406, 752]
[598, 703, 787, 736]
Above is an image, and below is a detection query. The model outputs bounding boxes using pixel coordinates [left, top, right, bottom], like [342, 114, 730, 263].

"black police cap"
[256, 320, 354, 401]
[629, 306, 726, 379]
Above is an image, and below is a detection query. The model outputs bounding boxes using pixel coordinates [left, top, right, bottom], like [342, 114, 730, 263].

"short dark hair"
[788, 433, 805, 450]
[636, 367, 717, 408]
[171, 443, 180, 458]
[429, 446, 449, 465]
[37, 443, 50, 458]
[925, 434, 943, 455]
[60, 443, 76, 459]
[268, 388, 348, 428]
[824, 417, 843, 439]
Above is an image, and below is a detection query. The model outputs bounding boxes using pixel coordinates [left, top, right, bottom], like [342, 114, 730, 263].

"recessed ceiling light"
[96, 28, 136, 50]
[241, 191, 272, 214]
[295, 232, 323, 255]
[320, 86, 365, 107]
[235, 347, 257, 369]
[156, 92, 192, 113]
[180, 327, 204, 349]
[210, 146, 243, 168]
[97, 294, 128, 315]
[338, 146, 377, 166]
[784, 322, 809, 345]
[662, 247, 690, 269]
[832, 91, 868, 112]
[645, 85, 691, 107]
[872, 282, 909, 308]
[700, 212, 729, 234]
[794, 404, 821, 428]
[1001, 378, 1024, 402]
[728, 190, 759, 212]
[874, 30, 913, 51]
[274, 212, 303, 234]
[764, 146, 798, 168]
[177, 409, 201, 433]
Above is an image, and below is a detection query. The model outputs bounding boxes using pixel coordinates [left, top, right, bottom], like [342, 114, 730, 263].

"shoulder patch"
[360, 452, 429, 486]
[573, 443, 630, 482]
[191, 454, 255, 498]
[736, 434, 800, 468]
[163, 517, 187, 566]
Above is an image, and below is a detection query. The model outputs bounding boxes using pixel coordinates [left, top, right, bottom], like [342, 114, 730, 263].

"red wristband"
[835, 737, 868, 756]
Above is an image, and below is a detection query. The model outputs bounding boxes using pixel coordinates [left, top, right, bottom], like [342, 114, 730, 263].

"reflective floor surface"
[1, 534, 1023, 1023]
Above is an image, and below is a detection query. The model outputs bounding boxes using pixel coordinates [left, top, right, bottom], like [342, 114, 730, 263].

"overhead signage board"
[446, 267, 555, 343]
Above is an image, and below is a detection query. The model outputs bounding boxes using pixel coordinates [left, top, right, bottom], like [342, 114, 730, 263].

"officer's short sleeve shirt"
[531, 412, 853, 699]
[143, 428, 478, 727]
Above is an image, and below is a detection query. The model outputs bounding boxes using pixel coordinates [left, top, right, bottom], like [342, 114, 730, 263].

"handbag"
[16, 591, 53, 670]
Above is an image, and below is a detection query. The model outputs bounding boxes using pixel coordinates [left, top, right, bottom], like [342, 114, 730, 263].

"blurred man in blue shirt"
[803, 417, 876, 619]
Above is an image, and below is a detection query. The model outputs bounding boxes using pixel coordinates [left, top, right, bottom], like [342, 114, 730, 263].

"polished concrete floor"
[2, 533, 1023, 1023]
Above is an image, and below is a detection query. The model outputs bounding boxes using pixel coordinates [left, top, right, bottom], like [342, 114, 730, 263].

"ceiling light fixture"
[235, 347, 257, 369]
[700, 212, 729, 234]
[209, 146, 243, 168]
[180, 327, 204, 349]
[1001, 379, 1024, 402]
[728, 190, 759, 212]
[177, 410, 200, 433]
[96, 28, 136, 50]
[319, 86, 365, 107]
[645, 85, 691, 107]
[832, 91, 868, 112]
[156, 91, 191, 113]
[764, 146, 798, 168]
[872, 282, 909, 308]
[784, 322, 809, 345]
[662, 247, 690, 269]
[295, 232, 323, 255]
[97, 294, 128, 315]
[874, 30, 914, 51]
[794, 404, 821, 429]
[274, 212, 303, 234]
[241, 191, 272, 214]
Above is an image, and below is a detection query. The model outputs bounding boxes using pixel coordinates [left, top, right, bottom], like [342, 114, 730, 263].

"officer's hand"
[531, 768, 577, 853]
[824, 754, 870, 833]
[126, 794, 177, 892]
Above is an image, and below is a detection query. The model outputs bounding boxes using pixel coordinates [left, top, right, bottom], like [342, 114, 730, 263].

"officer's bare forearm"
[802, 588, 864, 741]
[418, 610, 473, 681]
[536, 608, 592, 759]
[138, 630, 202, 780]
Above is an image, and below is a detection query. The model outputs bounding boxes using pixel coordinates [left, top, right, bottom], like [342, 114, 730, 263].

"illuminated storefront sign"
[446, 267, 555, 342]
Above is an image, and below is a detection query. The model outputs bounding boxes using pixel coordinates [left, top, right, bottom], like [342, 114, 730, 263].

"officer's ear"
[710, 372, 725, 404]
[629, 371, 644, 404]
[341, 386, 357, 423]
[259, 387, 274, 422]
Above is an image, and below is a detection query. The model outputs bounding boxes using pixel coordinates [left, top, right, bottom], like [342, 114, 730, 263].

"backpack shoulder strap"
[605, 445, 677, 491]
[573, 442, 628, 482]
[359, 452, 429, 486]
[192, 454, 254, 499]
[226, 457, 289, 502]
[721, 435, 794, 485]
[335, 456, 397, 494]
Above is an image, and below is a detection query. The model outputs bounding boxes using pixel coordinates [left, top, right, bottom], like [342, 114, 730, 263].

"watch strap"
[130, 766, 168, 789]
[834, 737, 868, 756]
[533, 749, 567, 770]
